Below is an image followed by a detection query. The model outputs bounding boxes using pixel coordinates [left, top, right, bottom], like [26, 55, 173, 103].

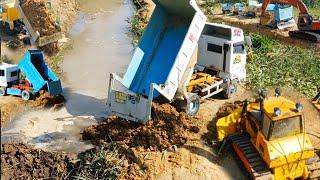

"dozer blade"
[216, 108, 242, 141]
[289, 31, 320, 43]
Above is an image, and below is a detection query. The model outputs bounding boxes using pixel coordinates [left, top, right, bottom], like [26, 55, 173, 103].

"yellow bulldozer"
[216, 89, 320, 180]
[0, 0, 62, 46]
[313, 92, 320, 111]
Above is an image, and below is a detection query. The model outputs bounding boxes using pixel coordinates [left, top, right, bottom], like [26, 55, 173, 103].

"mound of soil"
[82, 103, 199, 152]
[216, 100, 244, 119]
[1, 143, 71, 179]
[20, 0, 61, 55]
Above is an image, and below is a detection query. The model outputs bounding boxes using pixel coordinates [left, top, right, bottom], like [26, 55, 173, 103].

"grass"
[70, 142, 124, 179]
[47, 41, 74, 79]
[246, 33, 320, 98]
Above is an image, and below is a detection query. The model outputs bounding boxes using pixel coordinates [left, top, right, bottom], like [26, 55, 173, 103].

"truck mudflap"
[47, 80, 63, 96]
[107, 73, 163, 123]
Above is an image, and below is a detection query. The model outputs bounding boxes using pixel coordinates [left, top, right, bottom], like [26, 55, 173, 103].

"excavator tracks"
[229, 134, 273, 180]
[289, 31, 320, 43]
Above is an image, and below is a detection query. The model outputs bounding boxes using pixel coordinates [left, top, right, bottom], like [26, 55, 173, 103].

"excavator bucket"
[260, 12, 274, 26]
[216, 108, 242, 141]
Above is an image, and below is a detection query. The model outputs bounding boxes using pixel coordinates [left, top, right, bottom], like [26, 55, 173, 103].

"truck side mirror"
[245, 36, 252, 47]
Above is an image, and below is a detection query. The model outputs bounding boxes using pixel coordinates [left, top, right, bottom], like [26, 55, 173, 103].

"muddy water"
[1, 0, 135, 153]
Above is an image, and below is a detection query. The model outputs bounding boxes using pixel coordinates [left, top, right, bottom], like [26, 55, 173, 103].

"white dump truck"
[106, 0, 247, 123]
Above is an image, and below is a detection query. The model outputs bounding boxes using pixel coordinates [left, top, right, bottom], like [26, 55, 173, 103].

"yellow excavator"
[0, 0, 61, 46]
[313, 92, 320, 111]
[216, 89, 320, 179]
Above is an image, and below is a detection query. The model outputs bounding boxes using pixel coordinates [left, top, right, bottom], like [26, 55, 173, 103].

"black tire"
[223, 81, 238, 99]
[182, 93, 200, 116]
[0, 87, 6, 96]
[21, 90, 31, 101]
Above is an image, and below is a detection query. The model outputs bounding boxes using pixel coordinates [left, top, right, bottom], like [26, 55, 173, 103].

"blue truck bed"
[18, 50, 62, 96]
[122, 0, 204, 98]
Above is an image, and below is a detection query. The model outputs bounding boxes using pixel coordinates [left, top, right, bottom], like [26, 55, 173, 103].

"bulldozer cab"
[260, 114, 303, 140]
[251, 96, 304, 141]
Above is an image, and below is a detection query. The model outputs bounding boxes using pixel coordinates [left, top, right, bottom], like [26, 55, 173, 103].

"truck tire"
[0, 87, 6, 96]
[178, 93, 200, 116]
[223, 81, 238, 99]
[21, 91, 31, 101]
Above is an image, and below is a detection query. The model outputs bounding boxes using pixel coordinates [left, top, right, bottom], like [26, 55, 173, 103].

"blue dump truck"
[264, 4, 295, 29]
[0, 50, 63, 100]
[107, 0, 207, 123]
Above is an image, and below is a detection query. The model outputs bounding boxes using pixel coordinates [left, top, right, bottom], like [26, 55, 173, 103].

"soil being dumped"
[83, 103, 200, 152]
[1, 143, 71, 179]
[20, 0, 61, 55]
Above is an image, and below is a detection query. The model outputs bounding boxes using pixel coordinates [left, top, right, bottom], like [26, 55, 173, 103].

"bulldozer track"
[308, 153, 320, 179]
[229, 134, 273, 180]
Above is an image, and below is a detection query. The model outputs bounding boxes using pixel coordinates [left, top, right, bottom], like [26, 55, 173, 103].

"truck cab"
[197, 23, 246, 82]
[0, 63, 19, 88]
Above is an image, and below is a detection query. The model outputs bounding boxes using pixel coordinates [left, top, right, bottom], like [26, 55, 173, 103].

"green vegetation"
[48, 41, 74, 79]
[70, 142, 124, 179]
[247, 33, 320, 98]
[129, 0, 149, 46]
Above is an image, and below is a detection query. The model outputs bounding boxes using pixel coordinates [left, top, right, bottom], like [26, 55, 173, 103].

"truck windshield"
[233, 43, 245, 54]
[269, 116, 302, 140]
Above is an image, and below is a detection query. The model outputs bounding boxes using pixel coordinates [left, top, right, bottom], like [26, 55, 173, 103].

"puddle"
[1, 0, 135, 153]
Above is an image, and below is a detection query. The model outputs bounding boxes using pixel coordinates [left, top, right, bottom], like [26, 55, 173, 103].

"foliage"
[246, 33, 320, 98]
[70, 142, 124, 180]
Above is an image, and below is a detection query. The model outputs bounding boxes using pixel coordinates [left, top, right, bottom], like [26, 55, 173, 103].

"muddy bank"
[83, 103, 200, 152]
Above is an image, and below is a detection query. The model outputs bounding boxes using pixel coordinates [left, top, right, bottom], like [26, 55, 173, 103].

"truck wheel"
[0, 87, 6, 96]
[223, 81, 238, 99]
[181, 93, 200, 116]
[21, 91, 31, 101]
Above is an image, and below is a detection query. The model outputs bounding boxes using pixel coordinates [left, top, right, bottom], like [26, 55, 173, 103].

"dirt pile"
[216, 101, 244, 119]
[20, 0, 61, 55]
[83, 103, 199, 152]
[1, 143, 71, 179]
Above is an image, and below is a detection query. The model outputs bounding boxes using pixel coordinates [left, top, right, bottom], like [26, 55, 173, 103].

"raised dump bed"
[107, 0, 207, 123]
[0, 50, 62, 100]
